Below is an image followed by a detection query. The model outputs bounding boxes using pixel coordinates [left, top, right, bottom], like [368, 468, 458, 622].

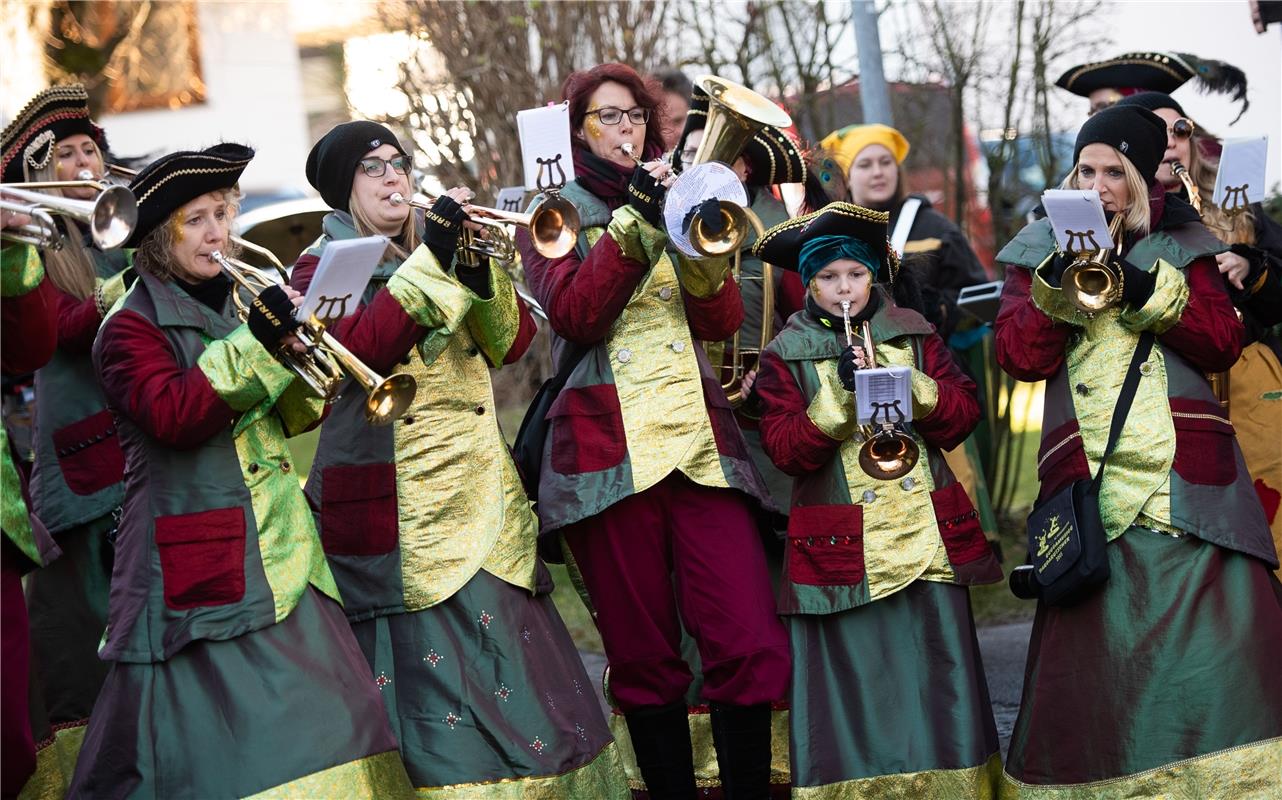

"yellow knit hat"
[819, 123, 910, 175]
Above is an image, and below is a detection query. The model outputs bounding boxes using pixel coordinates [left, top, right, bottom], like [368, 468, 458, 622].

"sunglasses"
[1168, 117, 1195, 140]
[586, 106, 651, 126]
[358, 155, 411, 178]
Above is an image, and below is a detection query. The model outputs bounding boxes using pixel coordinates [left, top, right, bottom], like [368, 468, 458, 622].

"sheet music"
[516, 102, 575, 190]
[1213, 136, 1268, 210]
[854, 366, 913, 426]
[663, 162, 748, 258]
[1041, 190, 1113, 253]
[494, 186, 527, 213]
[297, 235, 387, 325]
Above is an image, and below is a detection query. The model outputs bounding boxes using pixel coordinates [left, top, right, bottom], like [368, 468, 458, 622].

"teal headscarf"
[797, 234, 879, 285]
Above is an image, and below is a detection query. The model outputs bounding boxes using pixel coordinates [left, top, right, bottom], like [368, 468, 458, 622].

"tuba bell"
[1061, 212, 1126, 317]
[841, 301, 920, 481]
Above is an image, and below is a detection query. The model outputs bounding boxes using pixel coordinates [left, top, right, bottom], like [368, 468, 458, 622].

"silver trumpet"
[0, 180, 137, 250]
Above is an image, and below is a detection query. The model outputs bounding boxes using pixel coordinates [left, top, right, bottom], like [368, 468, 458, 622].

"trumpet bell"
[691, 202, 748, 257]
[365, 373, 418, 426]
[857, 429, 920, 481]
[530, 196, 580, 259]
[91, 185, 138, 250]
[1062, 260, 1121, 315]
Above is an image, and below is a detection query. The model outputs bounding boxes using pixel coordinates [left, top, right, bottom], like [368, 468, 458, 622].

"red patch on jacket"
[548, 384, 627, 475]
[321, 463, 398, 556]
[1170, 398, 1236, 486]
[51, 410, 124, 495]
[155, 507, 246, 610]
[931, 482, 988, 565]
[786, 504, 864, 586]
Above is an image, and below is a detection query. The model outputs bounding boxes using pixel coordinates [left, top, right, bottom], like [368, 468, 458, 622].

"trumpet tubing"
[0, 181, 137, 250]
[388, 191, 577, 262]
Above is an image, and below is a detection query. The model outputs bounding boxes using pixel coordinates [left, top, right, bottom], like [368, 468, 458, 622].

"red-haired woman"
[516, 62, 791, 799]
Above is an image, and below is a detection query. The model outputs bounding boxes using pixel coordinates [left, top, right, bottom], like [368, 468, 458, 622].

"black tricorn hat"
[673, 84, 806, 187]
[1, 84, 109, 184]
[752, 201, 898, 283]
[1056, 51, 1249, 123]
[126, 143, 254, 248]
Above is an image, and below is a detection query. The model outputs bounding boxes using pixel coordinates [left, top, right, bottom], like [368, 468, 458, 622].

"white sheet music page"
[297, 235, 387, 325]
[516, 103, 575, 190]
[1213, 137, 1268, 210]
[494, 186, 527, 213]
[663, 162, 749, 257]
[854, 366, 913, 426]
[1041, 190, 1113, 253]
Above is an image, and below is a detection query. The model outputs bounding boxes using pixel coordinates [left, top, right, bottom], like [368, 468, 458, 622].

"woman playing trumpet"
[994, 104, 1282, 796]
[292, 121, 627, 796]
[71, 143, 414, 798]
[752, 202, 1003, 798]
[0, 83, 131, 784]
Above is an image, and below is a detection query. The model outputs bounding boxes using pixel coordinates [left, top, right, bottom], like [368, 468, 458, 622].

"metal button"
[280, 461, 291, 473]
[475, 405, 486, 415]
[670, 340, 686, 353]
[1139, 361, 1154, 376]
[1075, 383, 1089, 396]
[402, 415, 415, 425]
[617, 349, 632, 363]
[658, 286, 673, 301]
[400, 355, 412, 366]
[248, 463, 259, 474]
[900, 477, 916, 491]
[862, 489, 877, 504]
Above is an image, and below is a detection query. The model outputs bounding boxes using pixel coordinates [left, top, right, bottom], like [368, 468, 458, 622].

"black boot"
[624, 701, 697, 800]
[710, 702, 773, 800]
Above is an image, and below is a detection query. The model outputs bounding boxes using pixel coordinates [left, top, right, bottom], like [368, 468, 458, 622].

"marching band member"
[1053, 50, 1249, 119]
[994, 104, 1282, 796]
[293, 121, 627, 797]
[0, 84, 129, 778]
[0, 229, 61, 798]
[516, 62, 790, 800]
[1116, 91, 1282, 575]
[753, 202, 1003, 797]
[70, 144, 414, 798]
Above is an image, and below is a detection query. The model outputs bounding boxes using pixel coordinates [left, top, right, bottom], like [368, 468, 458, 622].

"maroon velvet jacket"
[1, 278, 57, 375]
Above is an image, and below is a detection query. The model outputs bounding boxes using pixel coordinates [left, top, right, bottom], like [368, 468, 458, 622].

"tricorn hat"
[125, 143, 255, 248]
[1, 84, 109, 184]
[752, 201, 898, 284]
[1055, 51, 1249, 123]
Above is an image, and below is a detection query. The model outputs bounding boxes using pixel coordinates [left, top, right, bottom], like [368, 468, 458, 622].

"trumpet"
[389, 191, 579, 266]
[1061, 213, 1125, 317]
[209, 250, 417, 426]
[0, 181, 137, 250]
[841, 300, 920, 481]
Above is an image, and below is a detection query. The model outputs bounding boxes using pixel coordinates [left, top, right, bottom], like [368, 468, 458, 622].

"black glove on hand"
[837, 345, 859, 392]
[627, 165, 665, 227]
[247, 285, 301, 350]
[1045, 251, 1074, 288]
[682, 198, 725, 237]
[1118, 258, 1157, 307]
[423, 194, 468, 268]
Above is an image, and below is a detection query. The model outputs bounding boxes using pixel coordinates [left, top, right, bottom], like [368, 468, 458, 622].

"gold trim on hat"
[1063, 54, 1188, 90]
[136, 161, 249, 204]
[0, 85, 90, 149]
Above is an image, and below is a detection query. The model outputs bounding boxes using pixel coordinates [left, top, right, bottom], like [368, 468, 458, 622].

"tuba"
[0, 181, 137, 250]
[841, 301, 920, 481]
[210, 250, 417, 425]
[723, 207, 775, 407]
[389, 192, 579, 267]
[1061, 212, 1125, 317]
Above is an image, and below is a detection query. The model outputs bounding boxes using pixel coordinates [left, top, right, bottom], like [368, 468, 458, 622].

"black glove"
[1118, 258, 1157, 307]
[247, 285, 301, 349]
[1044, 251, 1073, 288]
[422, 194, 468, 268]
[627, 165, 665, 227]
[681, 198, 725, 238]
[837, 345, 859, 391]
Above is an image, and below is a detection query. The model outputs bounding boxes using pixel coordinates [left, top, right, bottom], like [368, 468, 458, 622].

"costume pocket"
[703, 377, 748, 460]
[786, 504, 864, 586]
[1170, 399, 1236, 486]
[1036, 419, 1089, 503]
[51, 410, 125, 495]
[155, 507, 246, 610]
[321, 463, 398, 556]
[930, 482, 988, 565]
[548, 385, 627, 475]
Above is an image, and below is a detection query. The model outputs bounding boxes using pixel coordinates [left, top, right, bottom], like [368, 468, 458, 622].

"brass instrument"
[389, 191, 578, 266]
[209, 250, 416, 425]
[667, 75, 792, 257]
[723, 207, 775, 407]
[1171, 161, 1201, 214]
[0, 181, 137, 250]
[841, 300, 920, 481]
[1061, 213, 1125, 316]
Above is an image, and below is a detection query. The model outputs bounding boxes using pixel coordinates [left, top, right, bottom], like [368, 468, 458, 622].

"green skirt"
[351, 569, 629, 798]
[1001, 527, 1282, 798]
[67, 587, 413, 799]
[787, 580, 1001, 799]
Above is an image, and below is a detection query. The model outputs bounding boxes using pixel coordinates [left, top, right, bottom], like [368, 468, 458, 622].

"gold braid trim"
[136, 160, 250, 203]
[1063, 54, 1189, 91]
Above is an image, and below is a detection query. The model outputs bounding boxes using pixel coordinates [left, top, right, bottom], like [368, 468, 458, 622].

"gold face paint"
[170, 210, 184, 244]
[584, 108, 604, 140]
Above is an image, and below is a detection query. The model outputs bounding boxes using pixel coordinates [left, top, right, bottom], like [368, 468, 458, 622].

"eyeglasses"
[586, 106, 651, 126]
[358, 155, 411, 178]
[1168, 118, 1195, 140]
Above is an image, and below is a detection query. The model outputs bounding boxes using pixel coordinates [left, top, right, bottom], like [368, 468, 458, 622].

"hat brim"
[752, 201, 893, 280]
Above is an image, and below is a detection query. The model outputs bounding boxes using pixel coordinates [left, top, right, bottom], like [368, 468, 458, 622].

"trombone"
[0, 181, 137, 250]
[209, 250, 417, 426]
[841, 300, 920, 481]
[389, 191, 579, 266]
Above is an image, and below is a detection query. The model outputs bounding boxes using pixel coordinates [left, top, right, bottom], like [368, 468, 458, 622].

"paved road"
[578, 620, 1035, 758]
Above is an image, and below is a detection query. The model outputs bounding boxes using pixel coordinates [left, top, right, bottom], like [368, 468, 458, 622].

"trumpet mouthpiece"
[388, 192, 406, 206]
[76, 169, 95, 181]
[621, 143, 635, 157]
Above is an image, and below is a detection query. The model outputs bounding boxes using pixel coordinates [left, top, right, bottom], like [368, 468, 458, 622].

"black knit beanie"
[1073, 104, 1168, 184]
[1116, 91, 1186, 117]
[305, 121, 408, 212]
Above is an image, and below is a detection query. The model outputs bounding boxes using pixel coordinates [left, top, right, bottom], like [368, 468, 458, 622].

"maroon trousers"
[562, 475, 790, 713]
[1, 546, 35, 798]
